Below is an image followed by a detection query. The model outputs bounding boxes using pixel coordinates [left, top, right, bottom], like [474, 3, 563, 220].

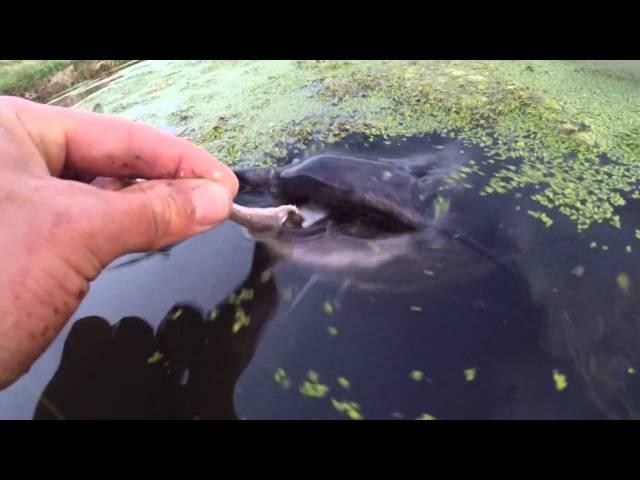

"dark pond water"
[2, 132, 640, 419]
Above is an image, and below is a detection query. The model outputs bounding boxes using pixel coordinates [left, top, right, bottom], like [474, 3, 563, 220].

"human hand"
[0, 96, 238, 388]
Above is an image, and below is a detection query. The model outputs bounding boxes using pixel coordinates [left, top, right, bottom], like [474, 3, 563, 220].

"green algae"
[416, 413, 436, 420]
[553, 369, 568, 391]
[74, 60, 640, 233]
[232, 306, 250, 334]
[147, 351, 164, 365]
[433, 195, 451, 220]
[331, 399, 363, 420]
[464, 368, 477, 382]
[323, 301, 335, 315]
[337, 377, 351, 390]
[299, 370, 330, 398]
[617, 273, 631, 294]
[274, 368, 292, 389]
[208, 309, 219, 322]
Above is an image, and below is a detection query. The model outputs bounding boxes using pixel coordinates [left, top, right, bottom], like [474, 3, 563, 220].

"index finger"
[2, 97, 238, 196]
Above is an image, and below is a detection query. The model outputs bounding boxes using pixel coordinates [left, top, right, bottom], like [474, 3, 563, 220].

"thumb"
[92, 179, 233, 264]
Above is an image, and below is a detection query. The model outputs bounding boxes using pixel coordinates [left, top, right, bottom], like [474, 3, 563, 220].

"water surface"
[3, 131, 637, 419]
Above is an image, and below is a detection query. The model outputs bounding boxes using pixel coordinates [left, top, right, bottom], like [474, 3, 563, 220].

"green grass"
[0, 60, 74, 94]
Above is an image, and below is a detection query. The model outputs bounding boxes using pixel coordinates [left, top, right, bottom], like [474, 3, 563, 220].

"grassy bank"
[0, 60, 131, 101]
[0, 60, 74, 94]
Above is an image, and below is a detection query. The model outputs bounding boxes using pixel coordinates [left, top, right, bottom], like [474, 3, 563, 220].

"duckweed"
[300, 370, 330, 398]
[323, 301, 335, 315]
[147, 351, 164, 365]
[274, 368, 292, 389]
[416, 413, 436, 420]
[331, 399, 363, 420]
[617, 273, 631, 294]
[232, 306, 250, 333]
[553, 370, 568, 391]
[464, 368, 477, 382]
[78, 60, 640, 234]
[337, 377, 351, 390]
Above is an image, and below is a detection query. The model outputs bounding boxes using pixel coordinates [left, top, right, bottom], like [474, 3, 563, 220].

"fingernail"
[192, 182, 231, 226]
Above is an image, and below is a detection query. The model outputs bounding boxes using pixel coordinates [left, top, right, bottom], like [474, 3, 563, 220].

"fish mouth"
[298, 204, 330, 228]
[235, 187, 425, 240]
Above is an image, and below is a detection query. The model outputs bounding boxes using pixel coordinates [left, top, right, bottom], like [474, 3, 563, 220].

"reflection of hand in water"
[34, 315, 176, 419]
[34, 244, 280, 420]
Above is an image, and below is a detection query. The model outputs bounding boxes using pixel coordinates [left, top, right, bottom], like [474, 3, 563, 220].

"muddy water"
[4, 131, 640, 419]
